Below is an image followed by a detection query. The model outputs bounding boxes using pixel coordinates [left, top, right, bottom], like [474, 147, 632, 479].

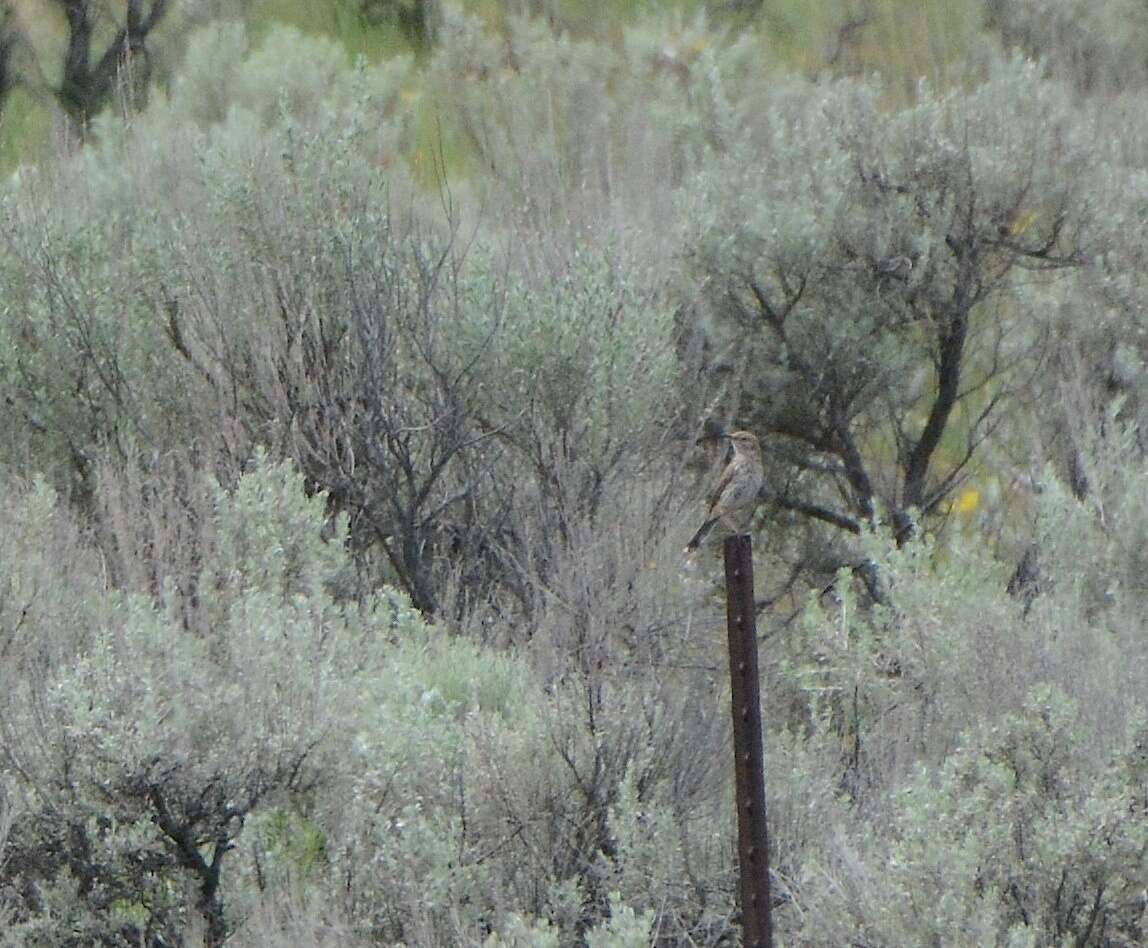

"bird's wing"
[706, 461, 737, 514]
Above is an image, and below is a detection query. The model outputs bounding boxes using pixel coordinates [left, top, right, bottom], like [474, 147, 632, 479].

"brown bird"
[685, 430, 764, 552]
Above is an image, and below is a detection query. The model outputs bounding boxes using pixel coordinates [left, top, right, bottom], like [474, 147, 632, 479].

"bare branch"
[773, 493, 862, 534]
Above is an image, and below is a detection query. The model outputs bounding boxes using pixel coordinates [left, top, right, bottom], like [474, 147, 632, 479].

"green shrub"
[852, 688, 1148, 945]
[0, 454, 417, 944]
[4, 8, 1148, 947]
[679, 56, 1099, 583]
[987, 0, 1148, 95]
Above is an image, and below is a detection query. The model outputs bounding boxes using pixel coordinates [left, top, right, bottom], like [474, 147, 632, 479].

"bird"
[685, 430, 764, 552]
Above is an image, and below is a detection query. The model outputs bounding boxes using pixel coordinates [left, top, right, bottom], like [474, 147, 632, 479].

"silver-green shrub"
[680, 55, 1100, 588]
[3, 7, 1148, 947]
[0, 454, 413, 944]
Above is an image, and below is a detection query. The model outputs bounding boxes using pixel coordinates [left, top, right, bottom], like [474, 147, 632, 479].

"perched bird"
[685, 430, 764, 552]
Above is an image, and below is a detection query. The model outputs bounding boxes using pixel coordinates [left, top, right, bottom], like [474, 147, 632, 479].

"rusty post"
[724, 533, 772, 947]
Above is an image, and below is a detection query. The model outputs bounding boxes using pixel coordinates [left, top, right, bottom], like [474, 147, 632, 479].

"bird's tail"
[685, 518, 717, 553]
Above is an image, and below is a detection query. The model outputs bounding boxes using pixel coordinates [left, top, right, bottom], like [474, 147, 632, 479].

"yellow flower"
[953, 488, 980, 514]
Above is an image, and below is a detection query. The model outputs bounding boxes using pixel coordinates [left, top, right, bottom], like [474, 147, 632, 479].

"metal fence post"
[724, 533, 773, 947]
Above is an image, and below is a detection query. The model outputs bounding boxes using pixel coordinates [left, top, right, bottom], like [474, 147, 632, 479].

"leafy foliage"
[682, 57, 1094, 580]
[0, 455, 403, 944]
[3, 3, 1148, 946]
